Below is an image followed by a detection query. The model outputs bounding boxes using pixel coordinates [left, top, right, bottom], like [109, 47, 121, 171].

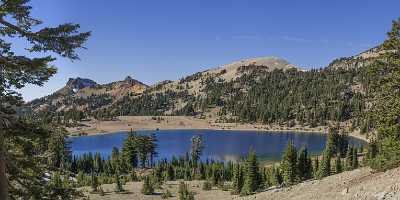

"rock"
[341, 188, 348, 195]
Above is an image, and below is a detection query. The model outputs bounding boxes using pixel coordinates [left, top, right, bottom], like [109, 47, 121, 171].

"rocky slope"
[327, 46, 386, 70]
[84, 166, 400, 200]
[28, 56, 298, 113]
[243, 167, 400, 200]
[28, 76, 148, 112]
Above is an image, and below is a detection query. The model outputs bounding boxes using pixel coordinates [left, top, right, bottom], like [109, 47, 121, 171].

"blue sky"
[17, 0, 400, 101]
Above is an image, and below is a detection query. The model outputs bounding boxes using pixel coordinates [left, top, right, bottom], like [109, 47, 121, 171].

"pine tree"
[91, 172, 99, 192]
[114, 173, 124, 193]
[76, 171, 85, 187]
[111, 147, 121, 173]
[197, 162, 206, 180]
[0, 1, 90, 198]
[366, 18, 400, 171]
[313, 157, 319, 178]
[122, 132, 139, 170]
[352, 148, 359, 169]
[272, 165, 283, 186]
[365, 140, 378, 163]
[281, 141, 298, 186]
[93, 153, 103, 174]
[241, 149, 260, 195]
[325, 130, 337, 158]
[231, 163, 243, 194]
[317, 151, 331, 179]
[165, 164, 175, 181]
[345, 146, 354, 170]
[297, 147, 312, 180]
[191, 135, 204, 164]
[47, 172, 80, 200]
[335, 154, 343, 174]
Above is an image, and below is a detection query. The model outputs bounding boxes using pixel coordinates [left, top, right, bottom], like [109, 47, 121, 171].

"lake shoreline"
[67, 116, 368, 142]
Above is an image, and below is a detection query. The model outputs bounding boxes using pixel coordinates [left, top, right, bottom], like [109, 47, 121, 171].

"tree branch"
[0, 17, 32, 37]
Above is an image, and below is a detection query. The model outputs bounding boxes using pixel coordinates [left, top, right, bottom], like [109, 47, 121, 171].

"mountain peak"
[225, 56, 297, 70]
[124, 76, 133, 82]
[66, 77, 98, 91]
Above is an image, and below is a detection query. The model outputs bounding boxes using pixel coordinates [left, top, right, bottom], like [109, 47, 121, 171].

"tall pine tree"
[281, 141, 298, 186]
[0, 0, 89, 199]
[241, 149, 260, 195]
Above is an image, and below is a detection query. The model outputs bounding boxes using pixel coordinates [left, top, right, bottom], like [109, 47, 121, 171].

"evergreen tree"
[313, 157, 319, 178]
[122, 131, 139, 170]
[91, 171, 99, 192]
[325, 130, 337, 158]
[273, 165, 283, 186]
[281, 141, 298, 186]
[335, 154, 343, 174]
[191, 135, 204, 165]
[366, 18, 400, 171]
[48, 130, 72, 170]
[241, 149, 260, 195]
[231, 163, 243, 194]
[297, 147, 312, 180]
[111, 147, 121, 173]
[365, 140, 378, 162]
[345, 146, 354, 170]
[317, 151, 331, 179]
[0, 0, 90, 198]
[47, 172, 81, 200]
[76, 171, 86, 187]
[93, 153, 103, 174]
[165, 164, 175, 181]
[352, 148, 359, 169]
[114, 173, 124, 193]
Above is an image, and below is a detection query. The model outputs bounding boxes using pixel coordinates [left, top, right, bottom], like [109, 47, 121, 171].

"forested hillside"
[29, 52, 376, 132]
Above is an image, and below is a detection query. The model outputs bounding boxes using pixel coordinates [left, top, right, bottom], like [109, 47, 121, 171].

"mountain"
[54, 77, 99, 96]
[28, 52, 376, 130]
[28, 56, 298, 113]
[28, 76, 148, 112]
[150, 56, 299, 97]
[327, 46, 387, 70]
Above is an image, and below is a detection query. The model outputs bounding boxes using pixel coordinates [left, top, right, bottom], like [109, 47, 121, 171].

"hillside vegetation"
[29, 53, 374, 134]
[2, 0, 400, 199]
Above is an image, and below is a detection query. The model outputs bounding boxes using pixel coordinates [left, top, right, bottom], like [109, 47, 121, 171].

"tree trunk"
[0, 133, 8, 200]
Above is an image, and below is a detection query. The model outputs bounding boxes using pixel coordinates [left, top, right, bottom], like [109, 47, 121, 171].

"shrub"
[161, 189, 173, 199]
[141, 176, 154, 195]
[202, 181, 212, 191]
[178, 182, 194, 200]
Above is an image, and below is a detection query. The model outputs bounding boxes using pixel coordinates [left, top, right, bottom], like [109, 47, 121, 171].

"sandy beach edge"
[67, 116, 368, 142]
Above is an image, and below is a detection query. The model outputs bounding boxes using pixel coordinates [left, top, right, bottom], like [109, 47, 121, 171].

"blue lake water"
[69, 129, 366, 162]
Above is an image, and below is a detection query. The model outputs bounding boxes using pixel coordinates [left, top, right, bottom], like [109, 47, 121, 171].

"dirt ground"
[67, 115, 366, 141]
[83, 166, 400, 200]
[82, 180, 233, 200]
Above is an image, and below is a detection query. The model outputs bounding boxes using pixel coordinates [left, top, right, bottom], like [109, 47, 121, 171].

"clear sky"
[17, 0, 400, 101]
